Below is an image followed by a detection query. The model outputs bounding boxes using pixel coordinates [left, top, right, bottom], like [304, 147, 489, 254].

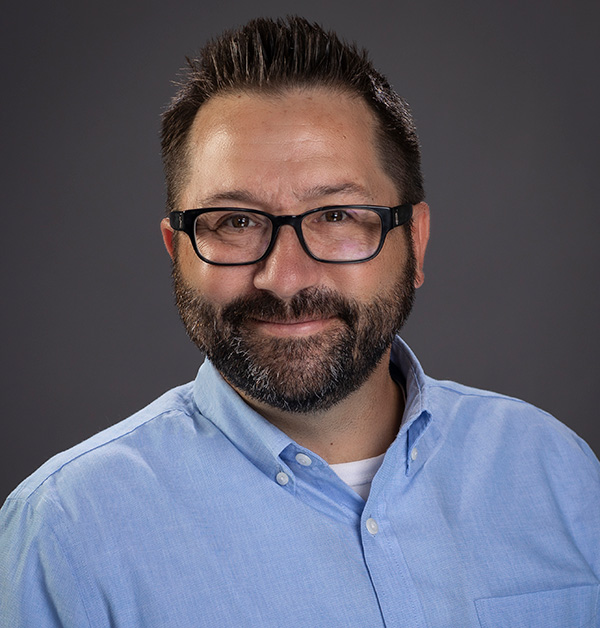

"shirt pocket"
[475, 584, 599, 628]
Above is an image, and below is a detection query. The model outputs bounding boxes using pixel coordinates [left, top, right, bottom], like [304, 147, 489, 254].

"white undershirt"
[330, 453, 386, 500]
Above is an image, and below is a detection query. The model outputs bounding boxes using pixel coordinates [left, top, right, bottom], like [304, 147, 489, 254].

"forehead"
[180, 87, 396, 209]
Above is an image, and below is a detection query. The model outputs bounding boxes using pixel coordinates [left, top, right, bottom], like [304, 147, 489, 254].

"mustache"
[220, 288, 359, 328]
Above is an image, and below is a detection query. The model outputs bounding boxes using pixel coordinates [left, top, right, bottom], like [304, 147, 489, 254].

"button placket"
[295, 453, 312, 466]
[276, 471, 289, 486]
[365, 518, 379, 535]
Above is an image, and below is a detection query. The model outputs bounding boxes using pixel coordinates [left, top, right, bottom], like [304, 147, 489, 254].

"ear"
[160, 217, 176, 260]
[411, 202, 430, 289]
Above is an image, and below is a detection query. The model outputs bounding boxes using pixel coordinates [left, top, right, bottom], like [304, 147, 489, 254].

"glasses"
[169, 204, 413, 266]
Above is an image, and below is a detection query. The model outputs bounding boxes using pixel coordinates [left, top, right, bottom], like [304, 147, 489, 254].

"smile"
[249, 317, 338, 337]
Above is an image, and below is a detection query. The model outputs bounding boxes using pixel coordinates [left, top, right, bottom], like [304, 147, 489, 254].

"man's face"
[162, 88, 429, 413]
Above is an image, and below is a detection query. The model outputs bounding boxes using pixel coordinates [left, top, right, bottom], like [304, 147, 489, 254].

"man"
[1, 16, 598, 627]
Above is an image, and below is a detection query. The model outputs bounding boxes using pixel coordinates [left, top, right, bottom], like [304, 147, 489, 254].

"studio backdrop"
[1, 0, 598, 502]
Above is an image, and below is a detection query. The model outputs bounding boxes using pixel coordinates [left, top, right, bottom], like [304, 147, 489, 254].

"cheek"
[177, 252, 257, 306]
[175, 237, 252, 304]
[344, 236, 410, 297]
[201, 270, 255, 305]
[317, 264, 381, 301]
[379, 229, 410, 266]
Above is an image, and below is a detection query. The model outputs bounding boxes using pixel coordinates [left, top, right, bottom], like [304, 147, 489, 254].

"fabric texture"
[1, 337, 599, 627]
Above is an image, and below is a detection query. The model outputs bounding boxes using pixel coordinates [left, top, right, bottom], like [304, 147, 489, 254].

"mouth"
[248, 316, 338, 338]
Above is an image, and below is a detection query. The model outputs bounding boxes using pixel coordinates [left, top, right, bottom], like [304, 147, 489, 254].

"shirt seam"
[20, 408, 190, 500]
[430, 381, 555, 415]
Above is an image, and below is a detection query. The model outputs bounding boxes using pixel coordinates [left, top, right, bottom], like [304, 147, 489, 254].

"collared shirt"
[1, 337, 599, 627]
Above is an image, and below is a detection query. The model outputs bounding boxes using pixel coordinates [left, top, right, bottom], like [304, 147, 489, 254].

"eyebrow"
[197, 190, 264, 207]
[195, 182, 371, 209]
[300, 182, 370, 201]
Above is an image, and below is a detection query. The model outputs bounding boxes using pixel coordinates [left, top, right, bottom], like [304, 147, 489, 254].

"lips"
[249, 316, 337, 337]
[251, 315, 333, 325]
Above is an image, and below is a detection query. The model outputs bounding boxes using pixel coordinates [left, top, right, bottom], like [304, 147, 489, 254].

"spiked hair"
[161, 16, 424, 211]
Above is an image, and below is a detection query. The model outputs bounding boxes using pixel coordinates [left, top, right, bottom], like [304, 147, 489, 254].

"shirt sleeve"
[0, 498, 91, 628]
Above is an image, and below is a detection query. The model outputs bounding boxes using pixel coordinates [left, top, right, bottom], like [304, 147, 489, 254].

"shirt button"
[295, 453, 312, 466]
[366, 518, 379, 535]
[411, 447, 418, 461]
[276, 472, 289, 486]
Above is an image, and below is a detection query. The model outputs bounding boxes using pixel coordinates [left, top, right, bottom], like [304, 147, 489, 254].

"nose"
[252, 225, 322, 299]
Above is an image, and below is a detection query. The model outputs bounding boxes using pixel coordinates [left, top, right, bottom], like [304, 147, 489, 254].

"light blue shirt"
[1, 338, 599, 627]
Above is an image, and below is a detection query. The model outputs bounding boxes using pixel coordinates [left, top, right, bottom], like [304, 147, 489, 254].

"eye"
[322, 209, 349, 222]
[216, 213, 258, 231]
[227, 214, 252, 229]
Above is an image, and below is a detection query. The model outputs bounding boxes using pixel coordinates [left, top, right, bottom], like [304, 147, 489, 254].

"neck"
[239, 350, 404, 463]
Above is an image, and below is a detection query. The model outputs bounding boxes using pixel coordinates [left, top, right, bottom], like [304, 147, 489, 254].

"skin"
[161, 88, 430, 463]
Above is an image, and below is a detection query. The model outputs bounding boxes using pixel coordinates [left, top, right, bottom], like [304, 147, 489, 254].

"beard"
[173, 242, 416, 414]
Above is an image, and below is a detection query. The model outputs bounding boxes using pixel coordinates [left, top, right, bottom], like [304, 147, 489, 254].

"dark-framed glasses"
[169, 204, 413, 266]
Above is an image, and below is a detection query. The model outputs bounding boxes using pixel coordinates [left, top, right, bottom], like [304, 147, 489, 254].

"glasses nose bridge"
[268, 213, 308, 253]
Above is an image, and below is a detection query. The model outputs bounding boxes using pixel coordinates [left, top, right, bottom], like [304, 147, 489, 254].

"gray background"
[2, 0, 598, 503]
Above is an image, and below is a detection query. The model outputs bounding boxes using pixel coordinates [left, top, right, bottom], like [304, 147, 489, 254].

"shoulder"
[5, 382, 199, 508]
[425, 376, 600, 474]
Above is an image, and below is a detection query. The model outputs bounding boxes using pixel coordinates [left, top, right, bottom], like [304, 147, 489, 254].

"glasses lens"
[194, 210, 272, 264]
[301, 207, 383, 261]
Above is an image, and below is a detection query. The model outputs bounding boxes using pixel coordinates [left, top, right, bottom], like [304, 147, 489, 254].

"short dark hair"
[161, 16, 424, 211]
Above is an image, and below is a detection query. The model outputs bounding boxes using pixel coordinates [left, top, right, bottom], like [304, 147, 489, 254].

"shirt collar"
[389, 337, 435, 476]
[193, 360, 294, 483]
[192, 335, 434, 481]
[390, 336, 430, 431]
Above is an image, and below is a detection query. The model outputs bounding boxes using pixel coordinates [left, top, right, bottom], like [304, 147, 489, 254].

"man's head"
[160, 18, 429, 415]
[161, 16, 424, 213]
